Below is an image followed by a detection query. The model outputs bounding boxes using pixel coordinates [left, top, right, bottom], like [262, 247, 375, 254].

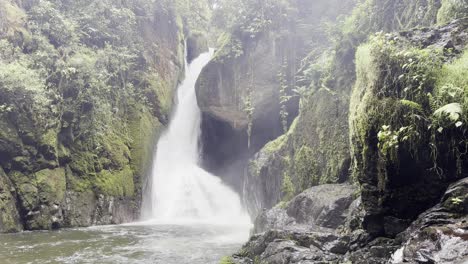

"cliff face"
[0, 0, 192, 232]
[200, 0, 468, 262]
[196, 0, 356, 198]
[350, 19, 468, 237]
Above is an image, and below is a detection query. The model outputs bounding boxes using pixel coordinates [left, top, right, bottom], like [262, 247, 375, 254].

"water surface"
[0, 222, 249, 264]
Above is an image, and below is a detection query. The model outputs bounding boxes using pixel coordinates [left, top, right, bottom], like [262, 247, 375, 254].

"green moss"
[281, 173, 295, 202]
[17, 183, 38, 211]
[69, 151, 97, 176]
[35, 168, 66, 203]
[263, 134, 288, 154]
[0, 169, 22, 232]
[40, 129, 59, 160]
[41, 129, 57, 148]
[219, 256, 235, 264]
[95, 166, 135, 197]
[293, 145, 318, 190]
[436, 50, 468, 94]
[213, 33, 243, 62]
[262, 117, 298, 155]
[99, 132, 131, 170]
[127, 105, 160, 191]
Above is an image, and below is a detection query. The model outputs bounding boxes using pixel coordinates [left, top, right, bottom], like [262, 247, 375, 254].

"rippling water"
[0, 222, 250, 264]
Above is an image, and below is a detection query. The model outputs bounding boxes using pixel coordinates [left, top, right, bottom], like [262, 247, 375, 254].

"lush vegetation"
[0, 0, 211, 231]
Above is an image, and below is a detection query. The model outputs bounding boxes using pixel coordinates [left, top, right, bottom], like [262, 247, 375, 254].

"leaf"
[434, 103, 462, 122]
[438, 127, 444, 133]
[455, 121, 463, 128]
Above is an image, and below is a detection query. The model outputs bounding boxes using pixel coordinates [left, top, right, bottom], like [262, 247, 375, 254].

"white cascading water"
[142, 49, 251, 225]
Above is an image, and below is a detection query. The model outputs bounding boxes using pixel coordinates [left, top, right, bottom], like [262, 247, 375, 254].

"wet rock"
[287, 184, 356, 228]
[392, 178, 468, 264]
[349, 18, 468, 238]
[383, 217, 411, 238]
[254, 184, 357, 234]
[186, 32, 209, 63]
[234, 184, 360, 264]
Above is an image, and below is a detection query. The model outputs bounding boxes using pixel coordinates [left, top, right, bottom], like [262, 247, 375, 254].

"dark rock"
[286, 184, 357, 228]
[186, 32, 209, 63]
[391, 178, 468, 264]
[349, 19, 468, 237]
[383, 217, 411, 238]
[253, 184, 357, 234]
[0, 167, 22, 232]
[234, 185, 360, 264]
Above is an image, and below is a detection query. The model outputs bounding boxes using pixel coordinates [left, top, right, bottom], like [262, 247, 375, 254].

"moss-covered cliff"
[0, 0, 211, 232]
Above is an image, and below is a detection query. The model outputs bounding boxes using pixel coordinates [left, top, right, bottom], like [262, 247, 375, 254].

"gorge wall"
[199, 0, 468, 263]
[0, 0, 210, 232]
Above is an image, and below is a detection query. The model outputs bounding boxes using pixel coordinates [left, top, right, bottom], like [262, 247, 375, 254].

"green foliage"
[213, 33, 244, 62]
[434, 103, 462, 122]
[278, 60, 292, 133]
[281, 173, 295, 202]
[212, 0, 292, 38]
[175, 0, 212, 32]
[431, 51, 467, 127]
[377, 125, 417, 158]
[293, 146, 318, 189]
[352, 31, 467, 184]
[243, 80, 255, 149]
[437, 0, 468, 25]
[219, 256, 235, 264]
[95, 166, 135, 197]
[341, 0, 440, 39]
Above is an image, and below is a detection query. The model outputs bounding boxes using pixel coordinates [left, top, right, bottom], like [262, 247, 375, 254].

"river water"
[0, 222, 249, 264]
[0, 50, 251, 263]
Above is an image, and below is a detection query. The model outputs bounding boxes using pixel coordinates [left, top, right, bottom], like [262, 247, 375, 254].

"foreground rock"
[231, 179, 468, 264]
[392, 177, 468, 264]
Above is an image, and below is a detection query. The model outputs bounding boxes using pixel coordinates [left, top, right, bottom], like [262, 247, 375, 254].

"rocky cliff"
[0, 0, 210, 232]
[203, 0, 468, 263]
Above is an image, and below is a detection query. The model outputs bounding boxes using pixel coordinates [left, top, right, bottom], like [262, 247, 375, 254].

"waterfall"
[142, 50, 250, 225]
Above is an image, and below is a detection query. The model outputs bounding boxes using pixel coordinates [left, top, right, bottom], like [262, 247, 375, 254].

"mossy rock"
[0, 168, 22, 232]
[39, 129, 59, 161]
[95, 166, 135, 197]
[349, 24, 467, 236]
[35, 168, 66, 204]
[69, 151, 98, 176]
